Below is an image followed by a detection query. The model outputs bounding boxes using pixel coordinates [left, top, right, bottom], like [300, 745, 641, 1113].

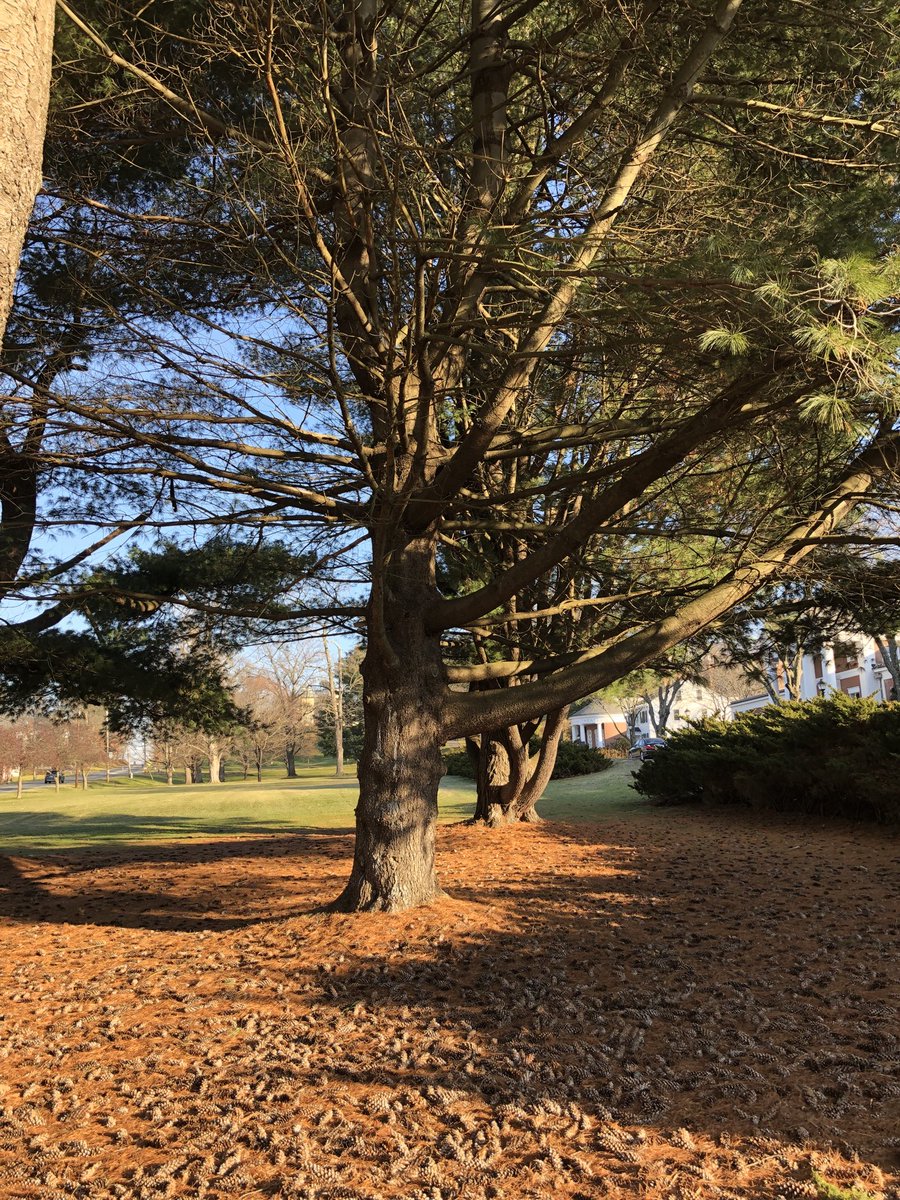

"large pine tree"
[7, 0, 900, 907]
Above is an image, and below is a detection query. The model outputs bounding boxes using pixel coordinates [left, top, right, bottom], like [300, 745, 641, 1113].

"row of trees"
[0, 709, 125, 795]
[144, 643, 364, 784]
[0, 643, 364, 790]
[0, 0, 898, 908]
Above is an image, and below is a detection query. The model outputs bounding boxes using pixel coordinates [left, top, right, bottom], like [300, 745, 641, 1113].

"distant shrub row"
[443, 738, 613, 780]
[633, 694, 900, 822]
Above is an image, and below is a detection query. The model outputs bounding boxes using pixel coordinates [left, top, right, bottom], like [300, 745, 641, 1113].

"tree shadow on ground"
[292, 813, 899, 1179]
[0, 829, 353, 930]
[0, 808, 896, 1198]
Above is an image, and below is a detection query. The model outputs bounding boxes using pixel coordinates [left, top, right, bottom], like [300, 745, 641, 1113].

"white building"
[570, 681, 731, 748]
[729, 633, 896, 716]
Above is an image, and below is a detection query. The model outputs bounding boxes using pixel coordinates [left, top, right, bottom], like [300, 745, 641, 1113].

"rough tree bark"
[470, 709, 568, 825]
[0, 0, 54, 343]
[331, 538, 447, 912]
[0, 0, 59, 612]
[472, 733, 512, 827]
[515, 709, 568, 823]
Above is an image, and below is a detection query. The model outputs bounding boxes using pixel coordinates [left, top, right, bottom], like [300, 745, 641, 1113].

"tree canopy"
[1, 0, 899, 906]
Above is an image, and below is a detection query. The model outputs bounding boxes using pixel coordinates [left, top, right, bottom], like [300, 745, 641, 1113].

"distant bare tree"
[251, 646, 318, 778]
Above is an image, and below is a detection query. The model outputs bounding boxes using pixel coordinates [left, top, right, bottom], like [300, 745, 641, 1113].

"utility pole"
[104, 713, 111, 784]
[322, 635, 345, 777]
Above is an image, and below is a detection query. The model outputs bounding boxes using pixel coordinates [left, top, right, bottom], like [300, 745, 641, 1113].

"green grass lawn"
[0, 760, 641, 852]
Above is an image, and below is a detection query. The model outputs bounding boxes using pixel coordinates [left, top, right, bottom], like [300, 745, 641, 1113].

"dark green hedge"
[633, 694, 900, 822]
[443, 749, 475, 778]
[443, 738, 613, 780]
[551, 739, 614, 778]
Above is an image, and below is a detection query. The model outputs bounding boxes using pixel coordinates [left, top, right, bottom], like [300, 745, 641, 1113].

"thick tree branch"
[406, 0, 744, 524]
[444, 431, 900, 736]
[427, 368, 779, 631]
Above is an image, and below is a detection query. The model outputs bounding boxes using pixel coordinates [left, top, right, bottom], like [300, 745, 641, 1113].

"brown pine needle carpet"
[0, 804, 897, 1200]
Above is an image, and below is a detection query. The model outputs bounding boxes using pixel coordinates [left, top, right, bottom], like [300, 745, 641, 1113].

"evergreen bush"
[442, 738, 612, 780]
[633, 694, 900, 822]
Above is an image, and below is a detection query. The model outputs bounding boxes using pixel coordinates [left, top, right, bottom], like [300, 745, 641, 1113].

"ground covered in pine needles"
[0, 801, 897, 1200]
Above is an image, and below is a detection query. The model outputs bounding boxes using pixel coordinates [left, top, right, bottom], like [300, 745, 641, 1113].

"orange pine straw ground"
[0, 804, 897, 1200]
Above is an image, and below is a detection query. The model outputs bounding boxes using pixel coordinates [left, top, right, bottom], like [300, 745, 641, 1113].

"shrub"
[604, 734, 631, 759]
[443, 749, 475, 778]
[633, 694, 900, 822]
[442, 739, 612, 780]
[551, 739, 613, 778]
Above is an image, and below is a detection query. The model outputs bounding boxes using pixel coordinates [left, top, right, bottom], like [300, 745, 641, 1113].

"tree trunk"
[514, 708, 567, 822]
[165, 762, 174, 786]
[332, 538, 446, 912]
[472, 733, 511, 826]
[285, 745, 297, 778]
[16, 768, 23, 799]
[323, 636, 345, 777]
[0, 0, 54, 344]
[875, 635, 900, 700]
[208, 739, 223, 784]
[471, 709, 567, 825]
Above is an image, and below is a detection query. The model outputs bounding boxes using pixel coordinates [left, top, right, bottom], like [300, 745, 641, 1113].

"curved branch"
[443, 430, 900, 736]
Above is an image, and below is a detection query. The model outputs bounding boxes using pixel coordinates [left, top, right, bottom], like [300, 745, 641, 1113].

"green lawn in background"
[0, 760, 641, 853]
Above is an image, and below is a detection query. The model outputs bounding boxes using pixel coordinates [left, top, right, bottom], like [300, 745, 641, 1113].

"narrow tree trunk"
[285, 745, 297, 778]
[16, 768, 23, 799]
[54, 771, 60, 793]
[332, 538, 446, 912]
[323, 636, 345, 777]
[514, 708, 567, 822]
[335, 646, 345, 776]
[875, 635, 900, 700]
[165, 762, 173, 786]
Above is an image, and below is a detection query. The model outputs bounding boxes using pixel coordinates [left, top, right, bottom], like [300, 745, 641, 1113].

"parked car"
[639, 738, 667, 761]
[44, 769, 65, 784]
[628, 737, 667, 760]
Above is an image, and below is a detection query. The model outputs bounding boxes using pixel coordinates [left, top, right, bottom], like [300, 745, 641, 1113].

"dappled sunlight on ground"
[0, 805, 897, 1199]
